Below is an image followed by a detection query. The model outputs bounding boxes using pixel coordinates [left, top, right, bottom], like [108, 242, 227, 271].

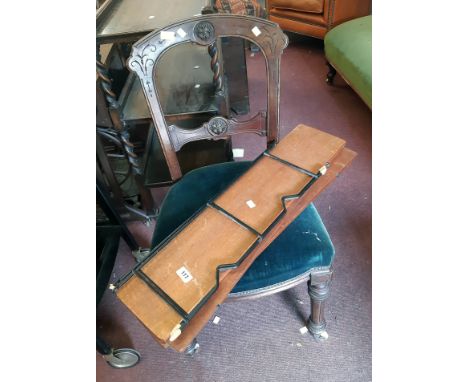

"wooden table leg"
[307, 274, 332, 341]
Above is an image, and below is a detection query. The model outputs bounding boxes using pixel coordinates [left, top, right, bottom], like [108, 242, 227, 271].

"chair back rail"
[127, 14, 288, 180]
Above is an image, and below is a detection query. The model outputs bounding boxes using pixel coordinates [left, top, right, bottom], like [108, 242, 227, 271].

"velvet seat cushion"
[151, 161, 335, 294]
[325, 15, 372, 108]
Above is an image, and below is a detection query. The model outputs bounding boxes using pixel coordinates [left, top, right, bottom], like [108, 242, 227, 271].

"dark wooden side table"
[96, 0, 251, 217]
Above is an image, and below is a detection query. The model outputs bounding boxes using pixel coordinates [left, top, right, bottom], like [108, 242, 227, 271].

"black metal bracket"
[133, 269, 189, 322]
[207, 201, 263, 239]
[263, 151, 320, 178]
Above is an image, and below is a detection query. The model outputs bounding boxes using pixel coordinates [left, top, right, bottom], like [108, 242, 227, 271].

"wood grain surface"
[171, 147, 356, 351]
[116, 125, 355, 347]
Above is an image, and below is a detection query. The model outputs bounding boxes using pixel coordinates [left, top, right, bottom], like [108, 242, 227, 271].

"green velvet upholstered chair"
[128, 13, 335, 353]
[324, 15, 372, 109]
[152, 162, 335, 354]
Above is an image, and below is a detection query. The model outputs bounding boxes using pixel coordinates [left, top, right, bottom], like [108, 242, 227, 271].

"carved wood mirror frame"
[128, 14, 288, 180]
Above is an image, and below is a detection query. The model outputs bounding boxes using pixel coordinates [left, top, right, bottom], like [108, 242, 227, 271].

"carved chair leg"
[307, 277, 331, 341]
[326, 62, 337, 85]
[184, 338, 200, 356]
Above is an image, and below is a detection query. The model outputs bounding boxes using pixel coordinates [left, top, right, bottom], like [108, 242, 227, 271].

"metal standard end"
[319, 165, 328, 175]
[169, 324, 182, 342]
[109, 284, 116, 291]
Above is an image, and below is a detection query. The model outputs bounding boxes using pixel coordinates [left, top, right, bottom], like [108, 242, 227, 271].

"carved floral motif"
[129, 44, 157, 77]
[193, 21, 215, 44]
[207, 117, 229, 136]
[259, 26, 288, 55]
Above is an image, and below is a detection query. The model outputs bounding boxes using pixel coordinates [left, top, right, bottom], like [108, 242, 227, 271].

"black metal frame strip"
[207, 201, 263, 239]
[112, 152, 267, 288]
[263, 150, 319, 178]
[133, 269, 189, 322]
[112, 147, 331, 330]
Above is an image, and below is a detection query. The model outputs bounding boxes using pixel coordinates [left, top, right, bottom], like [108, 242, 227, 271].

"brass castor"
[103, 348, 141, 368]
